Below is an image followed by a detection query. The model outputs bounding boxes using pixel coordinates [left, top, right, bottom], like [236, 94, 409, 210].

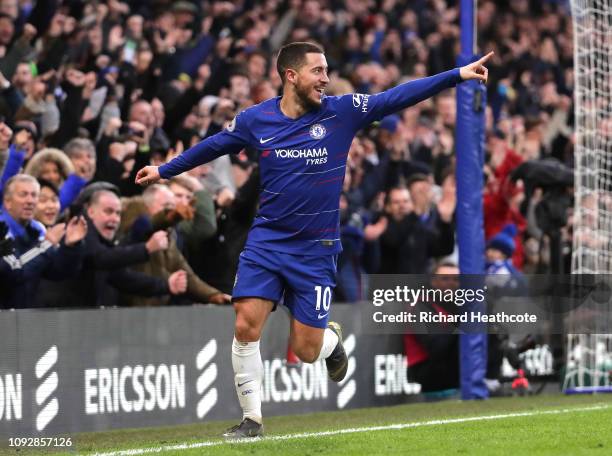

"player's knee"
[234, 315, 260, 342]
[293, 345, 319, 363]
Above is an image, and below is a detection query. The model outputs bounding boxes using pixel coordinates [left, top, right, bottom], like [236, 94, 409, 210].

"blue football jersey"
[159, 68, 462, 255]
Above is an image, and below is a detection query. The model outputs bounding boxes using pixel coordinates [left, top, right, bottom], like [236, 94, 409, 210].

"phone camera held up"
[118, 125, 145, 141]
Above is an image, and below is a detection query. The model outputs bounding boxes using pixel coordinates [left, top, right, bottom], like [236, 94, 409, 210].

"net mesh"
[566, 0, 612, 391]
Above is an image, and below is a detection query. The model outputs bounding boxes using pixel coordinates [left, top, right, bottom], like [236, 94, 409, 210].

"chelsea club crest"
[309, 123, 326, 140]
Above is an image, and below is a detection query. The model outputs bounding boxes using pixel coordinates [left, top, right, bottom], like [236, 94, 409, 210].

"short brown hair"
[384, 186, 410, 207]
[406, 173, 430, 189]
[276, 42, 324, 84]
[169, 175, 195, 193]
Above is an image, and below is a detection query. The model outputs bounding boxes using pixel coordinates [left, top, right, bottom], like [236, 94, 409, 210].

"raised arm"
[135, 111, 252, 186]
[341, 52, 493, 129]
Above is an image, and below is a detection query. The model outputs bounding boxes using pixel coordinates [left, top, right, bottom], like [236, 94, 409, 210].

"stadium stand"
[0, 0, 574, 308]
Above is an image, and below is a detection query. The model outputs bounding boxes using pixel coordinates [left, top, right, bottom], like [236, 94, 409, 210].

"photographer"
[511, 157, 574, 273]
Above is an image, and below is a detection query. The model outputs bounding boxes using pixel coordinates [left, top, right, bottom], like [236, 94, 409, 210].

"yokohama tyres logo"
[35, 345, 59, 431]
[337, 334, 356, 409]
[196, 339, 218, 419]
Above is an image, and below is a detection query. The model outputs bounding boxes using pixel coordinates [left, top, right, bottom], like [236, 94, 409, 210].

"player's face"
[294, 53, 329, 109]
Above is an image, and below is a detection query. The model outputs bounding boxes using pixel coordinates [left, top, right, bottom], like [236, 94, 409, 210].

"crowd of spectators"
[0, 0, 574, 309]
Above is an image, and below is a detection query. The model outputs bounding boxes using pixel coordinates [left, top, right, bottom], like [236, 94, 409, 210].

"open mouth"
[104, 223, 118, 234]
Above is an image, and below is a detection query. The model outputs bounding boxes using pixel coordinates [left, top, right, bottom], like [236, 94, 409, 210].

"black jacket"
[379, 211, 454, 274]
[58, 219, 170, 307]
[193, 167, 260, 294]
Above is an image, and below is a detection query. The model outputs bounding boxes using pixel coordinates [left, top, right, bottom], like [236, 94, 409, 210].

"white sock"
[232, 337, 263, 423]
[316, 328, 339, 361]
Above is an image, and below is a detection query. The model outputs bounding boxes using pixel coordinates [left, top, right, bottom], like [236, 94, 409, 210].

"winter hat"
[487, 224, 517, 258]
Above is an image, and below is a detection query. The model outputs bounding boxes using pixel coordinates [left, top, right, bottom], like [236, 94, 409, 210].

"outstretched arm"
[136, 112, 252, 186]
[345, 52, 493, 129]
[135, 136, 230, 186]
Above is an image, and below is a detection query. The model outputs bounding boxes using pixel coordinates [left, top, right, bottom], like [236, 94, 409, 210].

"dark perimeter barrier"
[0, 305, 421, 436]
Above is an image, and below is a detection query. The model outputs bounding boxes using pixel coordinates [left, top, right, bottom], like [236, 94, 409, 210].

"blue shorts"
[232, 246, 338, 328]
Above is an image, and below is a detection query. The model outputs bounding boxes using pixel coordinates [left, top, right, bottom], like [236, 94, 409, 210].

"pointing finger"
[479, 51, 494, 64]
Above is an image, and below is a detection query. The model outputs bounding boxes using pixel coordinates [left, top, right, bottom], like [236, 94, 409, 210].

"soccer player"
[136, 42, 492, 438]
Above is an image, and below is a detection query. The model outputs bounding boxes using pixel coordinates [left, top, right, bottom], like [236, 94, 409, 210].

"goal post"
[456, 0, 488, 399]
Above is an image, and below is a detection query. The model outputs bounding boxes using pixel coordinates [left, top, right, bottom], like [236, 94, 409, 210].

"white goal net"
[565, 0, 612, 392]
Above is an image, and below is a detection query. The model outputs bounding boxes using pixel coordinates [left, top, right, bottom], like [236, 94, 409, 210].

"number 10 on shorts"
[314, 285, 331, 311]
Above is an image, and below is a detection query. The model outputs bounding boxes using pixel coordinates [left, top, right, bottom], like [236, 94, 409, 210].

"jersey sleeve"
[336, 68, 462, 130]
[159, 111, 252, 179]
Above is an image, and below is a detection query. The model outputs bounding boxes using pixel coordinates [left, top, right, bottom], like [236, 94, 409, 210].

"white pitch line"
[88, 403, 611, 456]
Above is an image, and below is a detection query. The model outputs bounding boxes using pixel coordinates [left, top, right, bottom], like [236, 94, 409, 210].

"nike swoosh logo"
[259, 137, 275, 144]
[237, 380, 254, 387]
[317, 313, 329, 320]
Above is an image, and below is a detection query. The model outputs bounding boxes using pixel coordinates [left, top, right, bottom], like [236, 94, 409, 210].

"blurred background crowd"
[0, 0, 575, 310]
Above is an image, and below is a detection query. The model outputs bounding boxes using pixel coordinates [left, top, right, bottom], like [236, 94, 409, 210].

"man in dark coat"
[378, 186, 455, 273]
[61, 188, 187, 307]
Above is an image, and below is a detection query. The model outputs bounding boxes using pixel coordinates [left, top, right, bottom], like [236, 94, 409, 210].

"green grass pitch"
[2, 394, 611, 455]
